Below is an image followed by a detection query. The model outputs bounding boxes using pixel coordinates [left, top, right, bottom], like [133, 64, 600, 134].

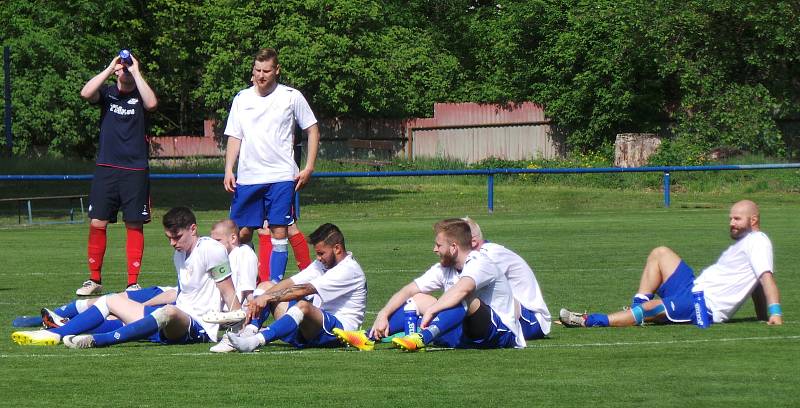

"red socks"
[126, 226, 144, 286]
[87, 225, 107, 283]
[290, 232, 311, 270]
[258, 231, 312, 283]
[257, 233, 273, 283]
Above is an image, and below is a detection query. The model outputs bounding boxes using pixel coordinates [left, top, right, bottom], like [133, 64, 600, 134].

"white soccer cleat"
[559, 308, 587, 328]
[209, 333, 236, 353]
[228, 331, 264, 353]
[12, 329, 61, 346]
[202, 309, 247, 324]
[125, 283, 142, 292]
[76, 280, 103, 296]
[63, 334, 96, 349]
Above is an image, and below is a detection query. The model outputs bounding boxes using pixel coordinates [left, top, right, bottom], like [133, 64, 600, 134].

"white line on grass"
[3, 335, 798, 359]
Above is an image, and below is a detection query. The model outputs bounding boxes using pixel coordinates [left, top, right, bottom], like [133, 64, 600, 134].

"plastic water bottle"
[403, 299, 418, 335]
[119, 49, 133, 66]
[692, 290, 712, 329]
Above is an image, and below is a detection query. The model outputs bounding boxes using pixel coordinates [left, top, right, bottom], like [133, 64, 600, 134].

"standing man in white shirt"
[226, 223, 367, 352]
[560, 200, 783, 328]
[223, 47, 320, 289]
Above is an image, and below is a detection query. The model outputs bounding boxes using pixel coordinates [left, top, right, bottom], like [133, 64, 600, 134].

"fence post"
[487, 173, 494, 214]
[663, 172, 670, 208]
[4, 46, 11, 156]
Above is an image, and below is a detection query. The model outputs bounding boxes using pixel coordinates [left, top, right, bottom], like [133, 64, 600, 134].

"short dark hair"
[254, 48, 279, 65]
[433, 218, 472, 249]
[309, 223, 345, 250]
[162, 207, 196, 233]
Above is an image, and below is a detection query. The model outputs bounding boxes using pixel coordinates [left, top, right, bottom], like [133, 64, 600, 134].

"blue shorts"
[519, 307, 546, 340]
[125, 286, 163, 304]
[279, 306, 344, 349]
[434, 307, 519, 349]
[658, 261, 696, 322]
[230, 181, 295, 229]
[143, 305, 212, 344]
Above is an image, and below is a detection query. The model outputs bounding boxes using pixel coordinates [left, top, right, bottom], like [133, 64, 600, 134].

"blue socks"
[386, 307, 408, 336]
[270, 238, 289, 282]
[56, 302, 80, 318]
[585, 314, 610, 327]
[93, 315, 159, 347]
[260, 314, 298, 344]
[420, 305, 466, 344]
[50, 305, 105, 337]
[631, 293, 654, 307]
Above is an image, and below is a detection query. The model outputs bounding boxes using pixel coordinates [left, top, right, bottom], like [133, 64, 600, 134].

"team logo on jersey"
[109, 103, 135, 115]
[127, 98, 139, 105]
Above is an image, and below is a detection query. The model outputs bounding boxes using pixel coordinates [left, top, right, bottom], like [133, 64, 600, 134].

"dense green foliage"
[1, 0, 798, 161]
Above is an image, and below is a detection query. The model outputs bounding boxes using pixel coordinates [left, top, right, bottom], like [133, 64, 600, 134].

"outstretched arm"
[370, 282, 422, 339]
[420, 277, 476, 328]
[295, 124, 320, 191]
[247, 278, 316, 320]
[758, 272, 782, 325]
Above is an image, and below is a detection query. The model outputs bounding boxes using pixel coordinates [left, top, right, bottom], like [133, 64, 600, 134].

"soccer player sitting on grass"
[462, 217, 552, 340]
[223, 223, 367, 353]
[559, 200, 783, 328]
[12, 207, 242, 348]
[335, 218, 526, 352]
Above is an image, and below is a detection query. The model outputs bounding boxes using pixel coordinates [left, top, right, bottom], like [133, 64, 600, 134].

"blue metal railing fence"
[3, 163, 799, 213]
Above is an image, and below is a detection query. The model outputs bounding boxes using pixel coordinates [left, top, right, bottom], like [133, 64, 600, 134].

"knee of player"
[294, 299, 315, 314]
[649, 246, 674, 259]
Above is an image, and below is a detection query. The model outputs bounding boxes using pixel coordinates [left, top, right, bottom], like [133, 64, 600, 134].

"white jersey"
[289, 252, 367, 331]
[480, 242, 551, 335]
[229, 244, 258, 303]
[173, 237, 232, 340]
[414, 251, 526, 348]
[693, 231, 774, 323]
[224, 84, 317, 185]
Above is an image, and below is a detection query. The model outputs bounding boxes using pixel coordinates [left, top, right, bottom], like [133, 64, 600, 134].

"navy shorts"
[230, 181, 294, 229]
[279, 302, 344, 349]
[434, 307, 519, 349]
[658, 261, 696, 322]
[88, 165, 151, 223]
[143, 305, 213, 344]
[519, 307, 546, 340]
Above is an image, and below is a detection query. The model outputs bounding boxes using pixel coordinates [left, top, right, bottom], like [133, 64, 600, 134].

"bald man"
[561, 200, 783, 328]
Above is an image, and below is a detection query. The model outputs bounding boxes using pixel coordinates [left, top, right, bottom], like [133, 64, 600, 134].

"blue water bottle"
[692, 290, 712, 329]
[403, 299, 418, 335]
[119, 49, 133, 66]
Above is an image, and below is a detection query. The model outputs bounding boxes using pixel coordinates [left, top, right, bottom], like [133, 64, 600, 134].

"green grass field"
[1, 178, 798, 407]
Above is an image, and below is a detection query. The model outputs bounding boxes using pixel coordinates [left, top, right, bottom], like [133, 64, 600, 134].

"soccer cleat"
[392, 332, 425, 352]
[559, 308, 587, 328]
[228, 331, 264, 353]
[63, 334, 96, 349]
[209, 333, 236, 353]
[76, 280, 103, 296]
[11, 329, 61, 346]
[333, 328, 375, 351]
[125, 283, 142, 291]
[41, 308, 69, 329]
[202, 309, 247, 325]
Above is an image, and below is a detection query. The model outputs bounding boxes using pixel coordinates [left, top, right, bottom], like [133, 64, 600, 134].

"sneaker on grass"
[41, 308, 69, 329]
[63, 335, 96, 349]
[76, 280, 103, 296]
[333, 328, 374, 351]
[391, 332, 425, 352]
[11, 329, 60, 346]
[559, 308, 587, 328]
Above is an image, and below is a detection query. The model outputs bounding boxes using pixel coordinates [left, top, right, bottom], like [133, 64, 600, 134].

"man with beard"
[224, 223, 367, 352]
[560, 200, 783, 328]
[334, 218, 525, 352]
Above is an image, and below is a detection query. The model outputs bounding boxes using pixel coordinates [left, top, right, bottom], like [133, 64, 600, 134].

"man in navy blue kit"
[77, 51, 158, 296]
